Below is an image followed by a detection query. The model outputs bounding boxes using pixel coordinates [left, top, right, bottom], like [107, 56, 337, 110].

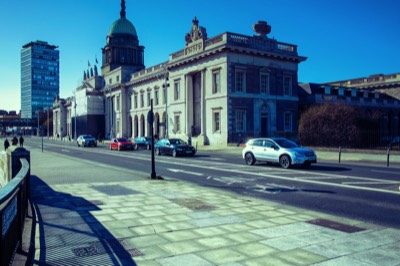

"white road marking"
[371, 169, 400, 175]
[342, 181, 399, 185]
[167, 168, 203, 176]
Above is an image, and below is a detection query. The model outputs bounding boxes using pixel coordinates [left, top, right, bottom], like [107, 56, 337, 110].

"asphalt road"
[24, 137, 400, 229]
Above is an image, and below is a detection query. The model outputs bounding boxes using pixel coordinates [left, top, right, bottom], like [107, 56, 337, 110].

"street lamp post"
[158, 64, 169, 138]
[47, 108, 49, 138]
[164, 74, 168, 139]
[74, 95, 77, 140]
[107, 86, 113, 140]
[37, 110, 40, 137]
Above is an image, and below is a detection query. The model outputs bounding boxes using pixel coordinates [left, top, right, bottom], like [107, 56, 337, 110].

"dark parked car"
[77, 135, 97, 147]
[155, 138, 196, 157]
[133, 136, 152, 150]
[109, 138, 134, 151]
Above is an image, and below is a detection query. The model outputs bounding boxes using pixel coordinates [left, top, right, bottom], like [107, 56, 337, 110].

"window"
[351, 89, 357, 97]
[338, 88, 344, 96]
[174, 80, 180, 101]
[117, 120, 120, 135]
[163, 87, 166, 104]
[325, 86, 331, 95]
[134, 95, 138, 109]
[236, 110, 246, 132]
[155, 90, 159, 105]
[213, 110, 221, 133]
[116, 75, 120, 83]
[109, 78, 112, 85]
[174, 114, 180, 133]
[284, 112, 292, 132]
[235, 70, 246, 92]
[212, 69, 221, 94]
[116, 95, 120, 111]
[260, 73, 269, 94]
[283, 76, 292, 96]
[147, 91, 151, 107]
[140, 93, 144, 108]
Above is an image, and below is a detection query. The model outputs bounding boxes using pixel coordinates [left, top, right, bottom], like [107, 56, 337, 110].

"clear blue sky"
[0, 0, 399, 112]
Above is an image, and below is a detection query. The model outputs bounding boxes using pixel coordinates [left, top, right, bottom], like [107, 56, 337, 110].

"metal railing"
[0, 158, 30, 266]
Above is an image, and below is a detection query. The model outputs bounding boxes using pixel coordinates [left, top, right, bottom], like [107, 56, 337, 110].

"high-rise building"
[21, 40, 59, 118]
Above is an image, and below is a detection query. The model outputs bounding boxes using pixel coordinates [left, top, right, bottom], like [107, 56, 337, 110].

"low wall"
[0, 148, 30, 265]
[0, 151, 7, 188]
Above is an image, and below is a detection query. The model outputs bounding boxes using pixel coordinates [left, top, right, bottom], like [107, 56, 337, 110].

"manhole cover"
[91, 185, 140, 196]
[307, 219, 365, 233]
[171, 198, 215, 211]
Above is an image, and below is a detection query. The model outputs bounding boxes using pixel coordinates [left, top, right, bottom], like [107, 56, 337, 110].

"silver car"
[242, 137, 317, 168]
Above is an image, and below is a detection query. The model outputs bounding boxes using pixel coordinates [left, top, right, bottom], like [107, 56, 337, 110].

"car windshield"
[170, 139, 185, 145]
[144, 137, 151, 141]
[83, 135, 93, 139]
[117, 138, 128, 142]
[274, 138, 298, 148]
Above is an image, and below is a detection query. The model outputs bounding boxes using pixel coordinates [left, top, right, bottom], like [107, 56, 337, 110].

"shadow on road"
[30, 175, 137, 265]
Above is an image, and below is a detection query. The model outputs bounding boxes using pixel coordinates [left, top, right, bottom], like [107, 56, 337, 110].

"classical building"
[21, 40, 59, 119]
[53, 0, 307, 146]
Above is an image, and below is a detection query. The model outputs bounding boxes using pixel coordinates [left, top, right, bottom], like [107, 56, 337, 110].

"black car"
[155, 138, 196, 157]
[133, 136, 152, 150]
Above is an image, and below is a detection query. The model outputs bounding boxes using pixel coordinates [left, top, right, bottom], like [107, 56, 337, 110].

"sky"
[0, 0, 399, 112]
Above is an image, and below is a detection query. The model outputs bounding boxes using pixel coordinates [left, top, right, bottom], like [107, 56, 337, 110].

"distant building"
[21, 40, 59, 119]
[323, 73, 400, 102]
[299, 82, 400, 140]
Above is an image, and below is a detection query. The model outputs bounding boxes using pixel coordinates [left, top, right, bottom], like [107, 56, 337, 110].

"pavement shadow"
[29, 175, 137, 265]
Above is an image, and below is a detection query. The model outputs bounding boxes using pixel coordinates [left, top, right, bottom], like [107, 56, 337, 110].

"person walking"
[4, 138, 10, 150]
[12, 136, 18, 146]
[19, 136, 24, 147]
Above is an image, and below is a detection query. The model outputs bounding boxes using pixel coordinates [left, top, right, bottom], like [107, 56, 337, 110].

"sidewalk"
[16, 148, 400, 265]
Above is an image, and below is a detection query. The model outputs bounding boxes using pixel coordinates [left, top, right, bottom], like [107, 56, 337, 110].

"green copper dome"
[108, 18, 137, 37]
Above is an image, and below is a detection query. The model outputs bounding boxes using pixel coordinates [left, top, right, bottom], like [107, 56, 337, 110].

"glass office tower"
[21, 40, 59, 118]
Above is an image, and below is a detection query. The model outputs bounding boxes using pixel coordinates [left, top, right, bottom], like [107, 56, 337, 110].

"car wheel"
[279, 155, 291, 169]
[172, 149, 177, 157]
[77, 143, 80, 147]
[245, 153, 256, 165]
[156, 148, 161, 156]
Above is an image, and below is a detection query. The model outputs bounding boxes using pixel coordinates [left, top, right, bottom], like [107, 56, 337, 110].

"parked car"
[109, 138, 134, 151]
[155, 138, 196, 157]
[242, 137, 317, 168]
[77, 134, 97, 147]
[133, 136, 152, 150]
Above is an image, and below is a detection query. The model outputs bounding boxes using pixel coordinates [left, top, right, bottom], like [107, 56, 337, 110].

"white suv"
[242, 137, 317, 168]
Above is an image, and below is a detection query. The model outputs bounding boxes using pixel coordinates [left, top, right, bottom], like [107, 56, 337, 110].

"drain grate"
[91, 185, 140, 196]
[72, 200, 104, 207]
[171, 198, 215, 211]
[72, 239, 143, 258]
[307, 219, 366, 233]
[126, 248, 144, 257]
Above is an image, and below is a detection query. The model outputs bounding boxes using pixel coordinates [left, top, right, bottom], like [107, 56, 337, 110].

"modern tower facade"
[21, 40, 59, 118]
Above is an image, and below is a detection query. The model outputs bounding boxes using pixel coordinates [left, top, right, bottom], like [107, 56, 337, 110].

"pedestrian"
[19, 136, 24, 147]
[4, 138, 10, 150]
[12, 136, 18, 146]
